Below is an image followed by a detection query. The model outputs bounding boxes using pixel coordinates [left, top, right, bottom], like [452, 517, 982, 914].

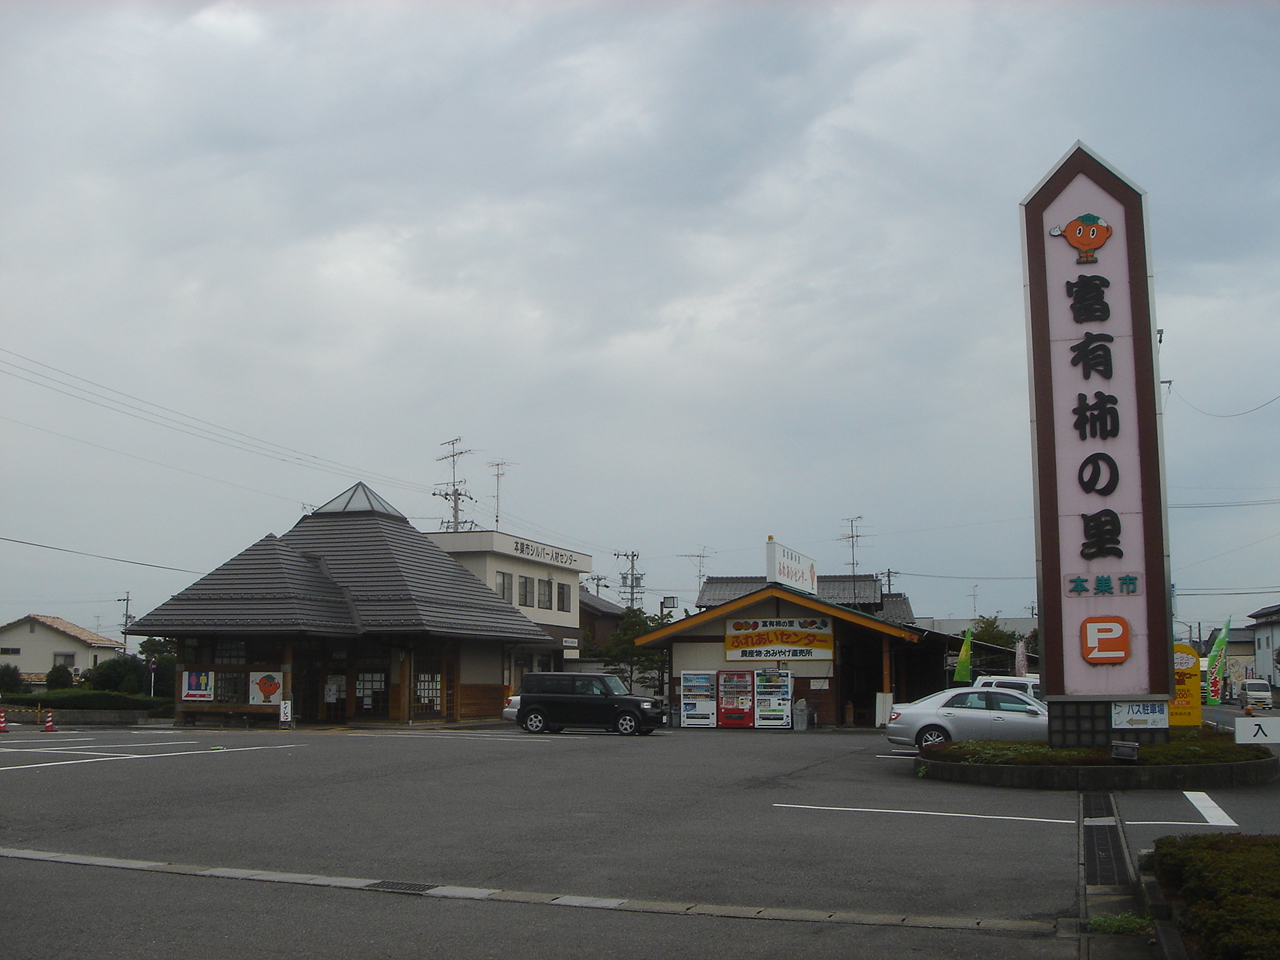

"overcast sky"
[2, 0, 1277, 651]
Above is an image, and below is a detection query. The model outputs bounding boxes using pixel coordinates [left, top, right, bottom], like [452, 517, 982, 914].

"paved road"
[0, 720, 1263, 959]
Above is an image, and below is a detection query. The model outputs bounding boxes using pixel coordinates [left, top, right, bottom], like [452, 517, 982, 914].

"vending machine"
[679, 671, 717, 728]
[753, 670, 792, 728]
[717, 670, 755, 728]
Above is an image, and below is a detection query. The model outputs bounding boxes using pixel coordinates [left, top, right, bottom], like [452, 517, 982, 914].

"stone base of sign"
[1048, 700, 1170, 748]
[915, 754, 1278, 790]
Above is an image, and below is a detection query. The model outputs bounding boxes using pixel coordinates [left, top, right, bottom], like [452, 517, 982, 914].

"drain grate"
[1083, 823, 1130, 886]
[1083, 792, 1114, 820]
[366, 880, 433, 894]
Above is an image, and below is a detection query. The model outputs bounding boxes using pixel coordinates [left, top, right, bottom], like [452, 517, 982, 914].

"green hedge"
[925, 726, 1270, 766]
[1156, 834, 1280, 960]
[0, 690, 168, 712]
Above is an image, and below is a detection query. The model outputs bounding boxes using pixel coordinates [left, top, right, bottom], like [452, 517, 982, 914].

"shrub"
[0, 689, 167, 711]
[1156, 834, 1280, 960]
[0, 662, 22, 694]
[45, 663, 75, 690]
[926, 726, 1269, 767]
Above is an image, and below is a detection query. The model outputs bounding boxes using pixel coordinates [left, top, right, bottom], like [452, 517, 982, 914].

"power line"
[0, 536, 203, 574]
[1171, 383, 1280, 418]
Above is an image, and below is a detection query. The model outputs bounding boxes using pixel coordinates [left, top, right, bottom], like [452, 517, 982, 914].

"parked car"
[504, 672, 666, 735]
[885, 687, 1048, 748]
[975, 674, 1042, 701]
[1239, 679, 1274, 709]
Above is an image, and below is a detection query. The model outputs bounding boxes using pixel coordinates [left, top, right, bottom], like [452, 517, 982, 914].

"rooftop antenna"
[433, 437, 476, 532]
[842, 517, 864, 574]
[487, 459, 516, 530]
[678, 547, 712, 590]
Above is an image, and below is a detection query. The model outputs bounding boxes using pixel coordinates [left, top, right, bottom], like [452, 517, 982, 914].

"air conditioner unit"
[73, 667, 81, 676]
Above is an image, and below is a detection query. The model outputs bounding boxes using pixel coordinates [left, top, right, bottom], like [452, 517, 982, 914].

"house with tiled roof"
[126, 482, 554, 724]
[0, 614, 125, 688]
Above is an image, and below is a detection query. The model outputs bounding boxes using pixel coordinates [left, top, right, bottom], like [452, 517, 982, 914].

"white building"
[0, 614, 124, 688]
[428, 530, 591, 687]
[1250, 603, 1280, 688]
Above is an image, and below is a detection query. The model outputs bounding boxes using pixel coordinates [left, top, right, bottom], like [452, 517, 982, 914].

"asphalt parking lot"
[1, 721, 1275, 959]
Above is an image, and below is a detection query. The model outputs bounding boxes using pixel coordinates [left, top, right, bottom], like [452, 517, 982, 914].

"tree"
[45, 663, 75, 690]
[82, 654, 149, 694]
[970, 614, 1025, 649]
[587, 607, 671, 693]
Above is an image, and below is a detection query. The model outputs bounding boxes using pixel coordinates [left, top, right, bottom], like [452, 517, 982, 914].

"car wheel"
[615, 712, 640, 735]
[522, 710, 547, 733]
[916, 726, 950, 748]
[636, 727, 654, 736]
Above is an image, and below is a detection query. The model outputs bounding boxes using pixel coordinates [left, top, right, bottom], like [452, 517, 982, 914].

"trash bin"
[792, 698, 809, 731]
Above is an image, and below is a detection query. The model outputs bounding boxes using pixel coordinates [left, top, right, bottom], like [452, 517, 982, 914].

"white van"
[976, 675, 1042, 701]
[1239, 679, 1273, 709]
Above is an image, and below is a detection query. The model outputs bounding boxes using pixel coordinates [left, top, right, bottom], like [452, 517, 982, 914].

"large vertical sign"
[1022, 143, 1172, 702]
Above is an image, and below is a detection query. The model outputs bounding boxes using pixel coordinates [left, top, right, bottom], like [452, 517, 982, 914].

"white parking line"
[349, 732, 589, 742]
[1, 741, 203, 756]
[774, 803, 1073, 825]
[0, 743, 305, 771]
[1182, 791, 1238, 826]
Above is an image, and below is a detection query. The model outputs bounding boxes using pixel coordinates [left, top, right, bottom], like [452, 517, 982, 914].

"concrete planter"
[915, 754, 1279, 790]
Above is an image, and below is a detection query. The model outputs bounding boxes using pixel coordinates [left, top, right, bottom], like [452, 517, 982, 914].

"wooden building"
[126, 483, 553, 724]
[636, 582, 950, 727]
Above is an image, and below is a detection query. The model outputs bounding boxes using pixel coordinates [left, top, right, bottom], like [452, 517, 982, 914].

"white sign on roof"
[766, 537, 817, 595]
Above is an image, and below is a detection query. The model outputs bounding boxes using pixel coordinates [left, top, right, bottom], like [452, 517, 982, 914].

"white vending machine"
[753, 670, 793, 728]
[679, 671, 717, 727]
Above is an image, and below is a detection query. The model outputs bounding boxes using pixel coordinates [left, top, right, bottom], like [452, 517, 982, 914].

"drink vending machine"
[753, 670, 792, 728]
[679, 671, 717, 727]
[717, 670, 755, 728]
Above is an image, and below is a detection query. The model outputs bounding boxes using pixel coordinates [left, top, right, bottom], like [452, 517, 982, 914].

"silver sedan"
[885, 686, 1048, 748]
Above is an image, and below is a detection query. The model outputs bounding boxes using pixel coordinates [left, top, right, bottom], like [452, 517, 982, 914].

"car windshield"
[603, 676, 629, 696]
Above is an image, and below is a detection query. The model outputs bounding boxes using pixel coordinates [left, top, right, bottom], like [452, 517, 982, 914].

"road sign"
[1235, 717, 1280, 743]
[1112, 700, 1168, 729]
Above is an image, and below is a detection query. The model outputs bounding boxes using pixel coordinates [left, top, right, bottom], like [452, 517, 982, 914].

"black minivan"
[505, 673, 666, 735]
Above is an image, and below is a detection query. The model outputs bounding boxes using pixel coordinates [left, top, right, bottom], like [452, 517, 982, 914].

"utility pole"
[584, 574, 609, 595]
[487, 459, 516, 530]
[970, 584, 979, 618]
[117, 592, 134, 657]
[433, 437, 476, 532]
[881, 569, 898, 594]
[615, 551, 644, 610]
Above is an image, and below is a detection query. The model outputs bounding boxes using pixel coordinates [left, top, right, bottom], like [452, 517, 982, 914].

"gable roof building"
[0, 614, 124, 688]
[128, 482, 551, 724]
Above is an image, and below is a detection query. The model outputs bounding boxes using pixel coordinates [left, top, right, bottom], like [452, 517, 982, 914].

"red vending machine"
[717, 670, 755, 728]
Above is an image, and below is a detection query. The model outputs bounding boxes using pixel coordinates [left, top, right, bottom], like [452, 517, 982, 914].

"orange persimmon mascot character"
[1050, 213, 1112, 264]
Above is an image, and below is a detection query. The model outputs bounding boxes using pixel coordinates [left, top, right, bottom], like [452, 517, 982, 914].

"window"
[518, 576, 535, 607]
[0, 647, 19, 656]
[537, 579, 553, 610]
[53, 653, 76, 668]
[557, 582, 572, 613]
[495, 571, 513, 603]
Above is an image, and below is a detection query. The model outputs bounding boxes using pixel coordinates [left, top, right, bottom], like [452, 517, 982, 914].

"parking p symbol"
[1081, 616, 1130, 663]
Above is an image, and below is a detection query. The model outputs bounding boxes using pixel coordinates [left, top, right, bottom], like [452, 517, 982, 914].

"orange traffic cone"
[0, 707, 9, 733]
[42, 709, 57, 732]
[1245, 704, 1255, 717]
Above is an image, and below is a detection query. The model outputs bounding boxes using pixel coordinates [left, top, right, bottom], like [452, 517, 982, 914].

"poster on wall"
[182, 670, 214, 701]
[725, 618, 833, 661]
[249, 671, 284, 705]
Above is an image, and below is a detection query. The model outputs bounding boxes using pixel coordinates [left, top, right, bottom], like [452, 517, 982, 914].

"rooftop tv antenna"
[487, 459, 516, 530]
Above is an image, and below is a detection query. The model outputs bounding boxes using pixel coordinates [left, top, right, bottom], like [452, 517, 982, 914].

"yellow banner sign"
[725, 618, 833, 661]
